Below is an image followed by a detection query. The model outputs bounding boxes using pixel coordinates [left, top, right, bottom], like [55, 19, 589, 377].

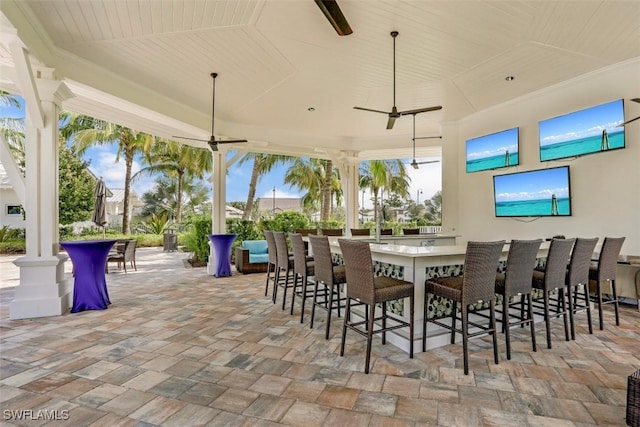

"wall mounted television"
[539, 99, 625, 161]
[493, 166, 571, 217]
[466, 127, 519, 173]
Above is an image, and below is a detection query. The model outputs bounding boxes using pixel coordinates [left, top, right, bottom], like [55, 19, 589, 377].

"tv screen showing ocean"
[467, 152, 519, 173]
[495, 197, 571, 217]
[540, 130, 624, 161]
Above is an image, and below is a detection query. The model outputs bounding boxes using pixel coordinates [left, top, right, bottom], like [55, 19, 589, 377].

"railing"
[419, 226, 442, 234]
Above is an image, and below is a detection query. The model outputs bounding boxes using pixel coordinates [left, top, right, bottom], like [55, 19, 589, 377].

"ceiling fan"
[354, 31, 442, 130]
[173, 73, 247, 151]
[408, 113, 441, 170]
[315, 0, 352, 36]
[619, 98, 640, 126]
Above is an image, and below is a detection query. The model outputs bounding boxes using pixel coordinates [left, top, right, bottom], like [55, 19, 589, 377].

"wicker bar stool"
[565, 237, 598, 339]
[308, 235, 347, 339]
[423, 240, 505, 375]
[264, 231, 278, 298]
[531, 238, 575, 349]
[494, 239, 542, 360]
[589, 237, 625, 330]
[338, 239, 415, 374]
[272, 231, 295, 310]
[289, 233, 315, 322]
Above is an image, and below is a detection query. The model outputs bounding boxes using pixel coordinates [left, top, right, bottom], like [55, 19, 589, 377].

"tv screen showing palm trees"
[493, 166, 571, 217]
[539, 99, 625, 161]
[466, 127, 519, 173]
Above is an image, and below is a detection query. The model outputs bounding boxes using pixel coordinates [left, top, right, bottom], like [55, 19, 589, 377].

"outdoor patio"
[0, 247, 639, 426]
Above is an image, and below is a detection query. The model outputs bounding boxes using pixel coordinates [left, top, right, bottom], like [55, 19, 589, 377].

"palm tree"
[62, 115, 154, 234]
[237, 153, 292, 220]
[135, 140, 212, 223]
[284, 157, 342, 221]
[0, 91, 24, 164]
[359, 159, 411, 224]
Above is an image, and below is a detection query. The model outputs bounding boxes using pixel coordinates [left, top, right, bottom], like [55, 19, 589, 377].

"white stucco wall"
[442, 59, 640, 255]
[0, 188, 25, 229]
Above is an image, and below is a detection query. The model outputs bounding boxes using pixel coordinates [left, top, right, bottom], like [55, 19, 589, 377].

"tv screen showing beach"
[466, 127, 519, 173]
[493, 166, 571, 217]
[539, 99, 625, 161]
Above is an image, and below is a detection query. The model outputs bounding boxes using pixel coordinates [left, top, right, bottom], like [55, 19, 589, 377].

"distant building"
[0, 162, 24, 229]
[105, 188, 143, 228]
[225, 205, 244, 219]
[257, 197, 303, 216]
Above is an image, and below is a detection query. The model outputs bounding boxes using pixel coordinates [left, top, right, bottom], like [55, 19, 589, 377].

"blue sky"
[539, 99, 624, 146]
[494, 166, 570, 202]
[1, 96, 441, 208]
[466, 127, 518, 160]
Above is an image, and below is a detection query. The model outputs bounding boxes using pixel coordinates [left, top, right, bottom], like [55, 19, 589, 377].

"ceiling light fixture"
[505, 76, 515, 81]
[308, 107, 316, 112]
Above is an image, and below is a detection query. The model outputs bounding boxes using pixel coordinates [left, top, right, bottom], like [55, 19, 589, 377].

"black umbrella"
[92, 178, 108, 237]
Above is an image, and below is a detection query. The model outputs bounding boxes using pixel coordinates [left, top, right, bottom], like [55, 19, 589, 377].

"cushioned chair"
[565, 237, 598, 339]
[531, 238, 575, 349]
[589, 237, 625, 330]
[107, 239, 137, 274]
[272, 231, 295, 310]
[402, 228, 419, 235]
[321, 228, 343, 236]
[423, 240, 505, 375]
[309, 235, 347, 339]
[494, 239, 542, 360]
[339, 239, 415, 374]
[235, 240, 269, 274]
[350, 228, 370, 236]
[289, 233, 315, 322]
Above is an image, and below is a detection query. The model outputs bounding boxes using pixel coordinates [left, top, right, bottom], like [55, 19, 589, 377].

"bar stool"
[338, 239, 415, 374]
[565, 237, 598, 339]
[494, 239, 542, 360]
[308, 235, 347, 339]
[272, 231, 295, 310]
[289, 233, 315, 322]
[423, 240, 505, 375]
[264, 231, 278, 298]
[589, 237, 625, 330]
[531, 238, 575, 349]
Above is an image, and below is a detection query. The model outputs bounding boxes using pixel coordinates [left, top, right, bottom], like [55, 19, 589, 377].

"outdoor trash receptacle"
[163, 229, 177, 252]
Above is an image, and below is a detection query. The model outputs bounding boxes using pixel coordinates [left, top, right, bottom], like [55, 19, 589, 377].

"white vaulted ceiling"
[1, 0, 639, 159]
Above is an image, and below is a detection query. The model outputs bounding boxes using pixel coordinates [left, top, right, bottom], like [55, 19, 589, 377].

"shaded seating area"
[106, 239, 137, 274]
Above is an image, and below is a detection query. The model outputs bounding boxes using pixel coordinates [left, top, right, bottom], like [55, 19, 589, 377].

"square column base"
[10, 255, 72, 319]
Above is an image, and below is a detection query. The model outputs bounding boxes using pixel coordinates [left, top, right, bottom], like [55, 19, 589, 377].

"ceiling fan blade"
[217, 139, 248, 144]
[386, 115, 397, 130]
[410, 160, 419, 170]
[314, 0, 352, 36]
[172, 136, 209, 142]
[414, 136, 442, 140]
[619, 116, 640, 126]
[353, 106, 391, 115]
[400, 106, 443, 116]
[417, 160, 440, 165]
[631, 98, 640, 103]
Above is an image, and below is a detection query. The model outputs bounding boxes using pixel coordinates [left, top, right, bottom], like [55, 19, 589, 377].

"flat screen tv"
[466, 127, 519, 173]
[539, 99, 625, 161]
[493, 166, 571, 217]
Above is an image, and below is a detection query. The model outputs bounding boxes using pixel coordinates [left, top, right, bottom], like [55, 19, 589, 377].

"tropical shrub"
[182, 215, 211, 265]
[143, 213, 172, 234]
[259, 210, 310, 233]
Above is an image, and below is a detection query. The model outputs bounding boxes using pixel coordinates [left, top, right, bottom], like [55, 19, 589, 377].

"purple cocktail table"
[61, 239, 116, 312]
[209, 234, 237, 277]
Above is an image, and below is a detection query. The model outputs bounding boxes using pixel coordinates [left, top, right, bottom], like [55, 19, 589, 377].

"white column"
[207, 149, 228, 275]
[440, 123, 459, 238]
[337, 159, 360, 234]
[11, 74, 74, 319]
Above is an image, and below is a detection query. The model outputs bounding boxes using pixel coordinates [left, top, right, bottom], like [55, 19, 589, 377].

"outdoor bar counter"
[325, 238, 551, 353]
[347, 233, 458, 247]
